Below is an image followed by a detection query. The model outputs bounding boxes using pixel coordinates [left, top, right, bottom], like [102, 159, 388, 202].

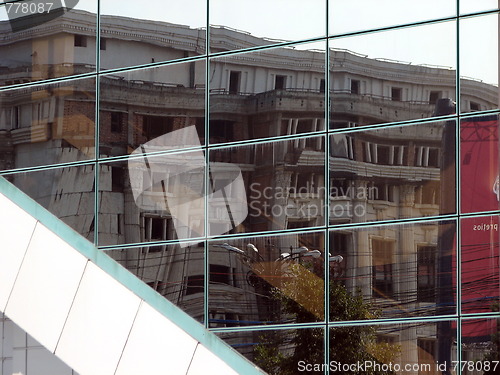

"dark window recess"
[117, 214, 122, 235]
[417, 339, 436, 358]
[150, 218, 164, 240]
[417, 246, 436, 302]
[296, 119, 313, 134]
[330, 232, 349, 254]
[350, 79, 360, 94]
[371, 182, 393, 202]
[142, 216, 171, 252]
[371, 182, 384, 200]
[391, 87, 402, 101]
[13, 106, 20, 129]
[319, 79, 325, 93]
[275, 75, 287, 90]
[228, 71, 241, 94]
[330, 178, 350, 197]
[429, 91, 441, 105]
[428, 148, 440, 167]
[143, 116, 174, 138]
[111, 167, 124, 192]
[372, 239, 394, 298]
[377, 145, 391, 165]
[74, 35, 87, 47]
[296, 173, 311, 191]
[210, 120, 234, 142]
[100, 37, 107, 50]
[110, 112, 123, 133]
[330, 232, 349, 282]
[210, 265, 231, 285]
[184, 275, 204, 295]
[470, 101, 480, 111]
[287, 220, 312, 230]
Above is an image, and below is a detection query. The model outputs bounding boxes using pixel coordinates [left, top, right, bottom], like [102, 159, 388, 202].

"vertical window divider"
[204, 0, 210, 330]
[325, 1, 331, 370]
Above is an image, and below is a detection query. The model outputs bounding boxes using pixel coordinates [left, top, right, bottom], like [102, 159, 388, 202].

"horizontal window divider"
[98, 237, 206, 251]
[208, 321, 327, 334]
[327, 314, 460, 328]
[327, 115, 458, 135]
[329, 215, 458, 231]
[0, 159, 98, 176]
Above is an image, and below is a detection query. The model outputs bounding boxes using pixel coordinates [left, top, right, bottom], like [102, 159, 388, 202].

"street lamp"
[214, 243, 245, 255]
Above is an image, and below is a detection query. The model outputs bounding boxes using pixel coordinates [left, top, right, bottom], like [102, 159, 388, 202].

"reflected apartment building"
[0, 8, 499, 375]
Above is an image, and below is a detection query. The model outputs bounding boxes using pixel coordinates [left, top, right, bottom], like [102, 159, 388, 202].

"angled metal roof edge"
[0, 176, 266, 375]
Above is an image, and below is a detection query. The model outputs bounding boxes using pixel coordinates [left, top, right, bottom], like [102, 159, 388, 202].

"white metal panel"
[55, 262, 141, 375]
[187, 345, 240, 375]
[115, 303, 198, 375]
[5, 223, 88, 353]
[0, 193, 37, 310]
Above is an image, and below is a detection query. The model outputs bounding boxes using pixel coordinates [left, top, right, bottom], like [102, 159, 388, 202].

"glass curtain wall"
[0, 0, 499, 374]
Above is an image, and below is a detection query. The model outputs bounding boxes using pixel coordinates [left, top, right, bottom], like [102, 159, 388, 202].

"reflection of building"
[0, 8, 499, 375]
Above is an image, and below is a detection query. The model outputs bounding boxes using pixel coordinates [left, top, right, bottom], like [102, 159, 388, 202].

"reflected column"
[353, 180, 370, 298]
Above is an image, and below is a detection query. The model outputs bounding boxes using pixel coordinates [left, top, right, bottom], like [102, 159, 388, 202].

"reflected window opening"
[372, 239, 394, 298]
[429, 91, 442, 105]
[391, 87, 402, 101]
[275, 75, 287, 90]
[100, 37, 107, 51]
[417, 245, 437, 303]
[228, 71, 241, 94]
[350, 79, 360, 95]
[74, 35, 87, 47]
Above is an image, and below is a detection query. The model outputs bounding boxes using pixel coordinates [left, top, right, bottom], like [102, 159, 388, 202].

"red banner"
[459, 117, 500, 339]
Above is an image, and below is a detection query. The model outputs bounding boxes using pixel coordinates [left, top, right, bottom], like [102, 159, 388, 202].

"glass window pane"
[460, 13, 499, 113]
[3, 165, 96, 241]
[104, 244, 205, 323]
[330, 21, 457, 129]
[210, 0, 326, 53]
[99, 0, 205, 71]
[329, 0, 455, 35]
[99, 62, 205, 158]
[330, 321, 458, 374]
[209, 136, 325, 236]
[209, 232, 325, 326]
[329, 121, 456, 225]
[460, 114, 500, 213]
[216, 327, 324, 374]
[0, 77, 96, 171]
[462, 318, 500, 375]
[209, 42, 326, 144]
[0, 1, 97, 87]
[461, 216, 500, 315]
[329, 220, 457, 320]
[98, 152, 206, 247]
